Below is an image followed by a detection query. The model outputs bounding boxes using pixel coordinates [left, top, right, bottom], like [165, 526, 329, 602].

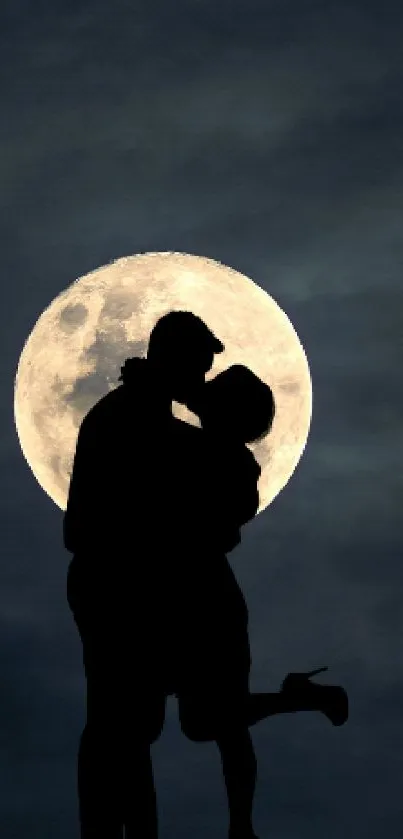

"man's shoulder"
[80, 360, 149, 432]
[80, 386, 126, 430]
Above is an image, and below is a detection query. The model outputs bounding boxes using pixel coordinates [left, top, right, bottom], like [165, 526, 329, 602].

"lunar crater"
[100, 290, 139, 321]
[59, 302, 88, 331]
[279, 381, 301, 395]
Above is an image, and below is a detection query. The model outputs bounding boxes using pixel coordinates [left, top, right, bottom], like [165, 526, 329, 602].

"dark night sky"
[1, 1, 403, 836]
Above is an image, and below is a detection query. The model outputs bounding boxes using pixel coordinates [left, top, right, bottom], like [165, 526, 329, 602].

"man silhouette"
[64, 310, 224, 839]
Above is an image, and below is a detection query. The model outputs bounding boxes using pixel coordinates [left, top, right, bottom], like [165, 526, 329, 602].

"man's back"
[64, 360, 176, 556]
[64, 360, 194, 683]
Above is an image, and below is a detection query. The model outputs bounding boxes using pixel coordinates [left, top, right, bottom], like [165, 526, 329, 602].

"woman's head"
[200, 365, 275, 443]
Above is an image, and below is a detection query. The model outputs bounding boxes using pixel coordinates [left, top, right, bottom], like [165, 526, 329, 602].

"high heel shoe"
[280, 667, 349, 726]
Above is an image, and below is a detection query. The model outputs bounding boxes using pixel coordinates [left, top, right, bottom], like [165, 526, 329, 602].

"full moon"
[14, 252, 312, 514]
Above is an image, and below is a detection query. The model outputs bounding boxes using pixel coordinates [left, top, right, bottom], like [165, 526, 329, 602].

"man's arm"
[63, 414, 96, 553]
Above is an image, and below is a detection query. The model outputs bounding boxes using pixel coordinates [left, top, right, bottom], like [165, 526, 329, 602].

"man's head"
[144, 310, 224, 404]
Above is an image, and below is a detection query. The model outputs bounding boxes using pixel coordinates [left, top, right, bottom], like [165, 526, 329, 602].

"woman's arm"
[199, 444, 260, 554]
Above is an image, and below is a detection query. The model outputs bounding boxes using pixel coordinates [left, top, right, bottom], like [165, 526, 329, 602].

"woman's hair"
[201, 364, 275, 443]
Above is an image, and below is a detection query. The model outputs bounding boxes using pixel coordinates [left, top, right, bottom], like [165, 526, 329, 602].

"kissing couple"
[64, 310, 349, 839]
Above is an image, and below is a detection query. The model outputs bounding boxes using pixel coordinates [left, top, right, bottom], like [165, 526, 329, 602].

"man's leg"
[77, 719, 124, 839]
[216, 726, 258, 839]
[123, 691, 166, 839]
[78, 688, 164, 839]
[68, 566, 124, 838]
[122, 741, 158, 839]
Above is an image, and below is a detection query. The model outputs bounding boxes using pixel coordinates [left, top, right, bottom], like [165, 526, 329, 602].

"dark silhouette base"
[63, 315, 349, 838]
[78, 723, 158, 839]
[75, 676, 348, 839]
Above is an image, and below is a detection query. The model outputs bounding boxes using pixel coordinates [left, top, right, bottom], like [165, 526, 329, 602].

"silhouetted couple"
[63, 310, 348, 839]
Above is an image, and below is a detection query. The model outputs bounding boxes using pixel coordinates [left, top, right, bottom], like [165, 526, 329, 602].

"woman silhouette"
[173, 364, 348, 839]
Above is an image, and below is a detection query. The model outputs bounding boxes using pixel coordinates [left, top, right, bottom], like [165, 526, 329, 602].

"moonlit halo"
[14, 252, 312, 514]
